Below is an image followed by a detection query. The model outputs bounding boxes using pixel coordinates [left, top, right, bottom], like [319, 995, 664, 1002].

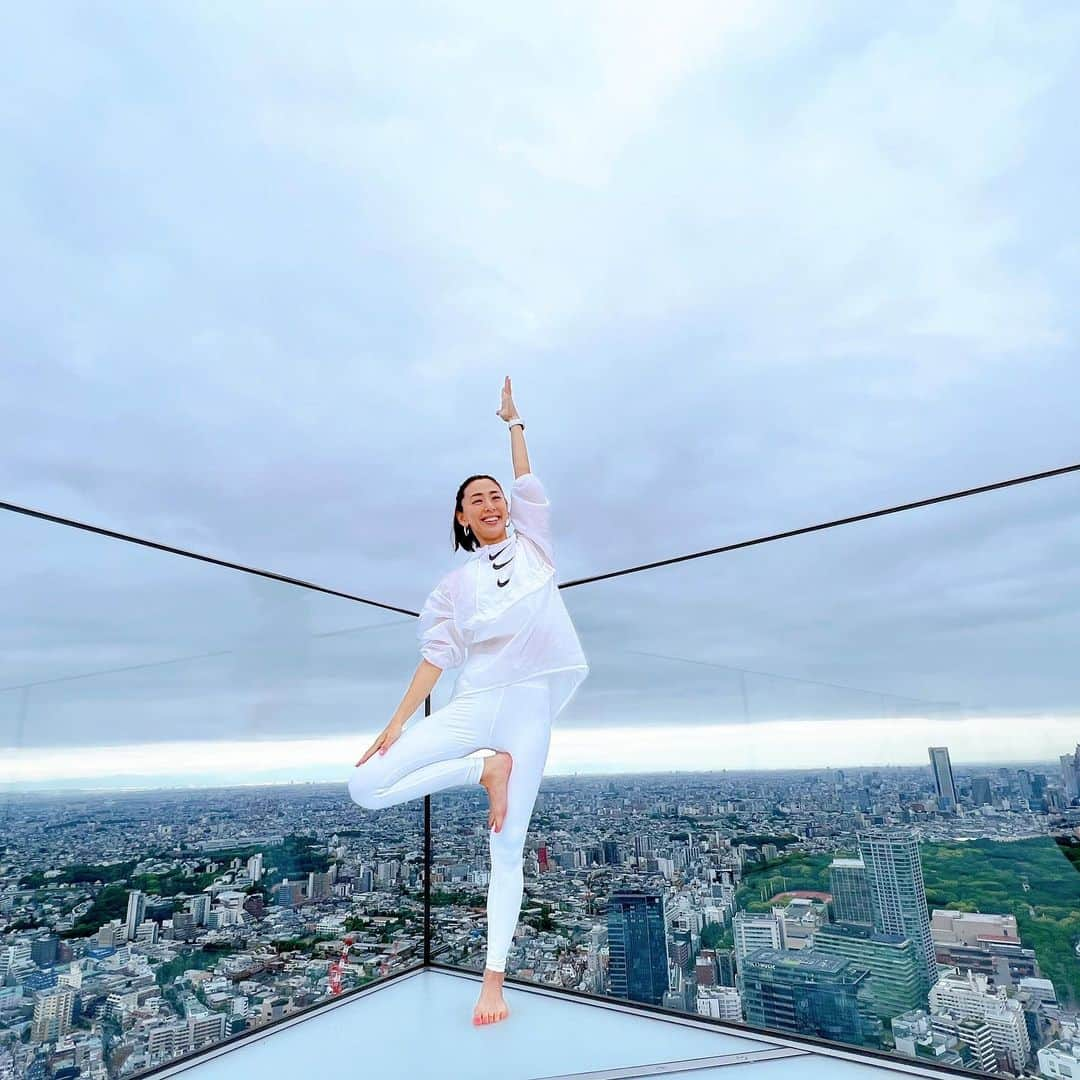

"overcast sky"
[3, 2, 1079, 791]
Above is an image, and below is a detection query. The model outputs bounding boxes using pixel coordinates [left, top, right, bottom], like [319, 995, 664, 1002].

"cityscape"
[2, 742, 1080, 1078]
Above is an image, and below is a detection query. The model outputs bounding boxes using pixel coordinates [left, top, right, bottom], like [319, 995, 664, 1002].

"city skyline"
[5, 746, 1079, 1078]
[5, 722, 1080, 794]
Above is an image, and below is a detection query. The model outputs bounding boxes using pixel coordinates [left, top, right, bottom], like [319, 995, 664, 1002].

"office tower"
[858, 829, 938, 999]
[716, 948, 736, 987]
[607, 890, 669, 1006]
[1016, 770, 1034, 800]
[1061, 745, 1080, 801]
[814, 922, 921, 1020]
[190, 893, 210, 927]
[31, 937, 59, 968]
[602, 839, 621, 865]
[928, 747, 958, 810]
[971, 777, 992, 806]
[125, 890, 146, 941]
[737, 948, 879, 1047]
[308, 870, 331, 900]
[829, 858, 873, 926]
[733, 910, 786, 960]
[671, 929, 693, 975]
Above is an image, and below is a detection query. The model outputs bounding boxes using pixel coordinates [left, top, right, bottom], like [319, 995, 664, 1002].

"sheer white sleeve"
[509, 471, 554, 566]
[417, 581, 467, 670]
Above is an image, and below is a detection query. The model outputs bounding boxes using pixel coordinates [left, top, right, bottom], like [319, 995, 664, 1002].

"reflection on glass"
[6, 467, 1079, 1079]
[432, 475, 1080, 1078]
[0, 507, 423, 1077]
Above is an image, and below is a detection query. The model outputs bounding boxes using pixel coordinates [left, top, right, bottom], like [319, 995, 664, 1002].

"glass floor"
[149, 967, 958, 1080]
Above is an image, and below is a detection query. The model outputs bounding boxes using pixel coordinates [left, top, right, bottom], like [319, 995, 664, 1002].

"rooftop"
[152, 967, 958, 1080]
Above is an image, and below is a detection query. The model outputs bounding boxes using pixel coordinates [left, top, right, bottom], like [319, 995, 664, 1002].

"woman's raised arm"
[496, 375, 530, 478]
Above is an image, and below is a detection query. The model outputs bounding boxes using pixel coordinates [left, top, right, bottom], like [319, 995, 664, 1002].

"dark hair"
[453, 473, 504, 553]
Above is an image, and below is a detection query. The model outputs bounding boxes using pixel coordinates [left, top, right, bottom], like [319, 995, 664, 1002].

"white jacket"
[417, 471, 590, 721]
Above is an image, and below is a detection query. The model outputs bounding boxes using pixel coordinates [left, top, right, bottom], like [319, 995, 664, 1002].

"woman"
[348, 376, 590, 1027]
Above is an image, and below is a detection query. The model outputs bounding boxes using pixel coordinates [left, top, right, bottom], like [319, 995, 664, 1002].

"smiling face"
[457, 477, 508, 547]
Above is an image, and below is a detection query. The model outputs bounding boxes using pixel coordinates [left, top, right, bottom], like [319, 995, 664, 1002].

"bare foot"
[479, 750, 513, 832]
[473, 968, 510, 1025]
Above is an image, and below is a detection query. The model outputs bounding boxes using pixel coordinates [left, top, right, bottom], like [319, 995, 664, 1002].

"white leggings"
[347, 677, 552, 974]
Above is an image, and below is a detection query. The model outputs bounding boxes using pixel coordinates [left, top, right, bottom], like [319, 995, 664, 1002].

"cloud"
[1, 3, 1079, 780]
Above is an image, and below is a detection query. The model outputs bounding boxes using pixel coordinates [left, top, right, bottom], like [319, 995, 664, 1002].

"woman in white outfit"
[348, 376, 589, 1026]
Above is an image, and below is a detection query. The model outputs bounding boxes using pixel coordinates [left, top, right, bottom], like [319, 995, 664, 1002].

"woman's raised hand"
[356, 719, 405, 766]
[496, 375, 519, 421]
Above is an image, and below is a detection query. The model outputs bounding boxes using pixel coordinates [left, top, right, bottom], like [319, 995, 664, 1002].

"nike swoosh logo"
[489, 541, 514, 570]
[497, 576, 510, 587]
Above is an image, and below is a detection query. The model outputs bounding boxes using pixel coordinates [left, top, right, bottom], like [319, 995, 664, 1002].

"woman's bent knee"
[348, 765, 384, 809]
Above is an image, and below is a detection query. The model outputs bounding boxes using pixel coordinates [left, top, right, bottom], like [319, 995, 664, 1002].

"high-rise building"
[858, 829, 938, 999]
[671, 929, 693, 975]
[1060, 745, 1080, 801]
[928, 747, 958, 810]
[125, 890, 146, 942]
[733, 910, 786, 959]
[30, 937, 59, 968]
[607, 890, 669, 1006]
[829, 858, 873, 926]
[814, 921, 922, 1020]
[929, 969, 1031, 1075]
[716, 948, 736, 987]
[31, 987, 75, 1043]
[931, 1013, 998, 1073]
[737, 948, 879, 1047]
[1016, 769, 1034, 800]
[190, 893, 211, 927]
[308, 871, 331, 900]
[971, 777, 993, 806]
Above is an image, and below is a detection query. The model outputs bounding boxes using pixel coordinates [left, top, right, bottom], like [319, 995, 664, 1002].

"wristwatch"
[505, 416, 525, 431]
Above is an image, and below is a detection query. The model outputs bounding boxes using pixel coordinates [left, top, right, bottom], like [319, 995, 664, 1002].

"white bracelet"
[505, 416, 525, 431]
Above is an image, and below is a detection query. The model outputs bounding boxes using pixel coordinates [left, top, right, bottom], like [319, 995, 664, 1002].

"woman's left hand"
[496, 375, 519, 421]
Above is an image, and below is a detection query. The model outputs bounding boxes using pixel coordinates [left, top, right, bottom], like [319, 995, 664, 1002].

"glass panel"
[433, 471, 1080, 1077]
[0, 507, 423, 1076]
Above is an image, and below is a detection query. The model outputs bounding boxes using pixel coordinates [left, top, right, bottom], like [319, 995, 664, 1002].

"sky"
[2, 2, 1079, 791]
